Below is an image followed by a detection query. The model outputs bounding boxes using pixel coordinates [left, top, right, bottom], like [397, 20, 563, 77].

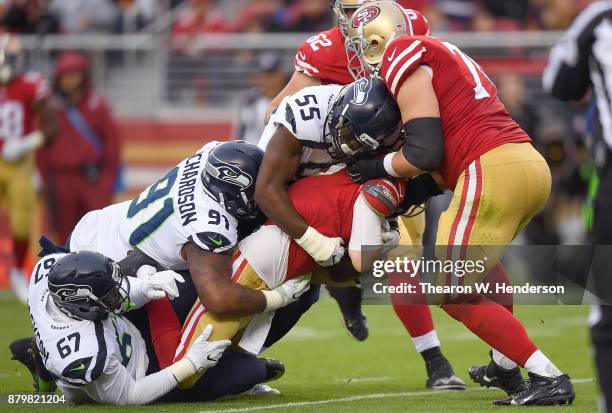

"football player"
[17, 249, 281, 405]
[160, 164, 413, 387]
[257, 75, 464, 389]
[344, 0, 575, 405]
[261, 1, 461, 391]
[0, 34, 57, 302]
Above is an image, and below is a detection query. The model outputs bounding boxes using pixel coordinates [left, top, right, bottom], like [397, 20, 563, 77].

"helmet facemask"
[332, 0, 365, 37]
[202, 161, 260, 220]
[326, 100, 381, 161]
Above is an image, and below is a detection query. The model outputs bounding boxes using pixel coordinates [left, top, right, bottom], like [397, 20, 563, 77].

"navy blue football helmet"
[48, 251, 129, 321]
[202, 141, 264, 220]
[325, 77, 403, 161]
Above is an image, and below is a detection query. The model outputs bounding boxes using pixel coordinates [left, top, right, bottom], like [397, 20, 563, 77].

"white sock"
[413, 330, 441, 353]
[492, 349, 518, 370]
[524, 350, 563, 378]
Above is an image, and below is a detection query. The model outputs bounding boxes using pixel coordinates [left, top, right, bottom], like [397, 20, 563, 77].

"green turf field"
[0, 295, 599, 412]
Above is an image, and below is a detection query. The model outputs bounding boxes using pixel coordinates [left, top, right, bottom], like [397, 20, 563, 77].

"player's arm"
[183, 242, 309, 316]
[265, 71, 321, 124]
[80, 325, 230, 405]
[255, 125, 344, 265]
[347, 67, 444, 183]
[543, 5, 600, 101]
[1, 97, 58, 162]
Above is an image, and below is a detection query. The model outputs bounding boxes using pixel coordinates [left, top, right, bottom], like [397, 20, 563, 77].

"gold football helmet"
[0, 34, 23, 84]
[331, 0, 367, 37]
[346, 1, 412, 78]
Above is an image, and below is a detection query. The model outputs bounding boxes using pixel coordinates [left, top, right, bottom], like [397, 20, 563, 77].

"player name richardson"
[373, 282, 566, 295]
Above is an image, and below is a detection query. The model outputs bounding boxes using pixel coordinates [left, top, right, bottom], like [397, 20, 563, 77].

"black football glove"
[391, 174, 443, 218]
[347, 156, 389, 183]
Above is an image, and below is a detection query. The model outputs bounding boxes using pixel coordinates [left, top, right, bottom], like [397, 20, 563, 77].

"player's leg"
[591, 305, 612, 412]
[6, 157, 35, 303]
[438, 144, 574, 405]
[173, 254, 269, 389]
[390, 212, 464, 389]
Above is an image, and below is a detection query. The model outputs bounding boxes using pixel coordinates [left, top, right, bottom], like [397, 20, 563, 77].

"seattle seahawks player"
[68, 140, 309, 317]
[26, 250, 231, 405]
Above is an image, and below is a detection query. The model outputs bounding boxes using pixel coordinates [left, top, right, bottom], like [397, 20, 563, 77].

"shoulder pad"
[361, 178, 406, 217]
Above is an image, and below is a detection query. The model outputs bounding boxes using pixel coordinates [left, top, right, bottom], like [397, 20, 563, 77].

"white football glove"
[262, 275, 311, 311]
[295, 226, 345, 267]
[139, 269, 184, 300]
[2, 131, 44, 162]
[382, 227, 401, 248]
[169, 325, 231, 382]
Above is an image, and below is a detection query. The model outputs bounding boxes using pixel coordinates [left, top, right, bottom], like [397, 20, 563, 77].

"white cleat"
[244, 383, 281, 396]
[9, 267, 28, 304]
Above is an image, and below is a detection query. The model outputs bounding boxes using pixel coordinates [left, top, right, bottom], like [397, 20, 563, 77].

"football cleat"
[244, 384, 281, 396]
[493, 373, 575, 406]
[341, 312, 369, 341]
[262, 358, 285, 383]
[426, 353, 466, 390]
[9, 337, 56, 392]
[468, 352, 526, 395]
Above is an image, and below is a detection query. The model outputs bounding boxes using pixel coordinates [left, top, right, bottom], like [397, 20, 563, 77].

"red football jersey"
[294, 26, 355, 85]
[282, 169, 404, 278]
[380, 35, 531, 189]
[0, 72, 49, 150]
[294, 9, 429, 85]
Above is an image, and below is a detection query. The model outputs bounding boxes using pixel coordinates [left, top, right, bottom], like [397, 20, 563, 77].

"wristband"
[383, 153, 401, 177]
[168, 358, 196, 384]
[262, 289, 283, 312]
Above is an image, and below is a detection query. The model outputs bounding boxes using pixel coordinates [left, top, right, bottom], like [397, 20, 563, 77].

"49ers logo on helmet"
[351, 6, 380, 28]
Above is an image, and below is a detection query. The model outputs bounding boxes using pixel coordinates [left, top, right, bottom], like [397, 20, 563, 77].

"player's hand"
[184, 325, 231, 373]
[140, 270, 185, 300]
[2, 131, 44, 162]
[295, 226, 346, 266]
[391, 174, 443, 218]
[263, 275, 311, 311]
[382, 225, 401, 248]
[347, 156, 388, 184]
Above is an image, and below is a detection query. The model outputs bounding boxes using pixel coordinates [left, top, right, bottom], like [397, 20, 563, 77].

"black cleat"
[469, 352, 526, 395]
[9, 337, 56, 392]
[493, 373, 575, 406]
[341, 312, 369, 341]
[425, 352, 466, 390]
[261, 358, 285, 383]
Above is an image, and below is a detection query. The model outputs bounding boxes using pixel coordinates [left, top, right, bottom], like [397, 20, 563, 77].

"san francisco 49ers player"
[345, 0, 574, 405]
[0, 34, 57, 303]
[261, 0, 462, 391]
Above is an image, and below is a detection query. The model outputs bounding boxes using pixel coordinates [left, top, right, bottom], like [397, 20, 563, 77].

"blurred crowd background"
[0, 0, 598, 286]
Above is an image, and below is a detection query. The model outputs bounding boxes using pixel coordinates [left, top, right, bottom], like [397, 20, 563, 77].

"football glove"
[169, 325, 231, 382]
[2, 131, 44, 162]
[262, 275, 311, 311]
[347, 156, 388, 184]
[139, 268, 184, 300]
[382, 219, 401, 249]
[391, 174, 443, 218]
[295, 226, 345, 266]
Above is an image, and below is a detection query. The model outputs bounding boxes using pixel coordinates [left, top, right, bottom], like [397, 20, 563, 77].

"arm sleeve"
[542, 4, 609, 100]
[348, 195, 384, 252]
[85, 357, 177, 406]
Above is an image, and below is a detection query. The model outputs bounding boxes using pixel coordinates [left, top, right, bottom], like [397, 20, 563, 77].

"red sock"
[12, 238, 28, 269]
[389, 270, 435, 338]
[485, 262, 513, 314]
[442, 295, 537, 366]
[146, 298, 182, 368]
[392, 303, 435, 338]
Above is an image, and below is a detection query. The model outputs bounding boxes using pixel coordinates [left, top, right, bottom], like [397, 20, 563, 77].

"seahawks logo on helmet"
[52, 284, 93, 302]
[351, 5, 380, 28]
[350, 79, 373, 106]
[205, 158, 254, 190]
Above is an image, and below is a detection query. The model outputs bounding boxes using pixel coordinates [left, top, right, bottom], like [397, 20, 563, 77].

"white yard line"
[198, 378, 593, 413]
[334, 376, 396, 383]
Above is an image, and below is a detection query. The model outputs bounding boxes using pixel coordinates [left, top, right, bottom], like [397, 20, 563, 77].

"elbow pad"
[401, 118, 444, 172]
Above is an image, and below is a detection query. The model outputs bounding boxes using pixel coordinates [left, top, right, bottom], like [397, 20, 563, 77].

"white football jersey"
[70, 141, 238, 270]
[28, 254, 148, 401]
[258, 85, 344, 177]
